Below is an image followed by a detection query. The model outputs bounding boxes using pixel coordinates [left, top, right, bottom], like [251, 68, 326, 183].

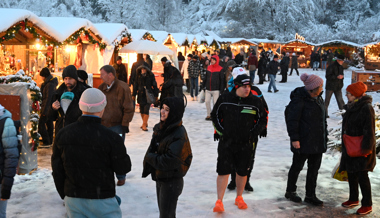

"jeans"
[249, 70, 256, 84]
[64, 196, 122, 218]
[205, 90, 219, 117]
[325, 89, 345, 116]
[156, 178, 184, 218]
[313, 61, 319, 70]
[0, 185, 7, 218]
[38, 114, 54, 145]
[286, 153, 322, 197]
[348, 171, 372, 206]
[190, 77, 198, 97]
[108, 125, 126, 181]
[321, 61, 327, 70]
[268, 74, 277, 91]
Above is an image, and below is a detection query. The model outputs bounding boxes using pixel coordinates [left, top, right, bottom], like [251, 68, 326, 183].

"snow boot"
[285, 192, 302, 203]
[304, 196, 323, 206]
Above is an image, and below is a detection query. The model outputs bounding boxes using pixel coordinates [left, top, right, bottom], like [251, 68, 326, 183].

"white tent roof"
[170, 33, 188, 46]
[128, 29, 148, 41]
[0, 8, 61, 41]
[40, 17, 108, 44]
[314, 40, 362, 47]
[93, 23, 128, 45]
[148, 30, 169, 44]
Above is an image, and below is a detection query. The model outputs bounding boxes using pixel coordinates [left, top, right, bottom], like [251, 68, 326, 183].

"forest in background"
[2, 0, 380, 43]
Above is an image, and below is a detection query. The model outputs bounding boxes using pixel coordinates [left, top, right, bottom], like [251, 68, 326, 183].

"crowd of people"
[0, 47, 366, 217]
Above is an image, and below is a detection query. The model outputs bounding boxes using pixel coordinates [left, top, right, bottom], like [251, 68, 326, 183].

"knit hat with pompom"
[300, 73, 324, 91]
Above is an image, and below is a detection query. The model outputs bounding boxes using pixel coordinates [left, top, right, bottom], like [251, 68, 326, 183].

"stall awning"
[315, 40, 362, 48]
[93, 23, 129, 45]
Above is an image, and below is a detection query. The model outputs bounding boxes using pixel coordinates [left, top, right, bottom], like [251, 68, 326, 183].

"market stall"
[203, 31, 222, 50]
[281, 39, 316, 68]
[315, 40, 361, 61]
[251, 38, 282, 56]
[224, 38, 258, 57]
[363, 42, 380, 70]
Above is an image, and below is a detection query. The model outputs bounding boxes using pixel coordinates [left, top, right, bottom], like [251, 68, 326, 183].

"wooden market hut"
[250, 38, 282, 56]
[315, 40, 361, 60]
[281, 39, 316, 68]
[363, 42, 380, 70]
[224, 38, 258, 57]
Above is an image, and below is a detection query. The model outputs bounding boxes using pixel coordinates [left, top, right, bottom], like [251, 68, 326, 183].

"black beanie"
[161, 57, 168, 62]
[62, 65, 78, 81]
[77, 70, 88, 81]
[234, 74, 251, 88]
[40, 67, 50, 78]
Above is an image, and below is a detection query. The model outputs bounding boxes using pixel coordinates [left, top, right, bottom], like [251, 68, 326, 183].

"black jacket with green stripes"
[211, 89, 267, 144]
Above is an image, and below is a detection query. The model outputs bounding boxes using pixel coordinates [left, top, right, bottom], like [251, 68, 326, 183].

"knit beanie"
[79, 88, 107, 113]
[161, 57, 168, 62]
[77, 70, 88, 81]
[300, 73, 324, 91]
[40, 67, 51, 78]
[232, 67, 249, 79]
[62, 65, 78, 81]
[346, 81, 367, 98]
[227, 60, 236, 67]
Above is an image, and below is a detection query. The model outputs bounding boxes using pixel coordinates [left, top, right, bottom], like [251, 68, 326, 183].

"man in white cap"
[52, 88, 132, 218]
[0, 104, 19, 218]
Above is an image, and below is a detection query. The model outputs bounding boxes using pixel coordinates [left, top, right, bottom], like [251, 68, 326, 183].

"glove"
[122, 126, 129, 134]
[259, 129, 267, 138]
[214, 133, 220, 141]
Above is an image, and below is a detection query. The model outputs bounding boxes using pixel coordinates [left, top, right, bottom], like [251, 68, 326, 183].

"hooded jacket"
[285, 87, 327, 154]
[0, 110, 19, 199]
[142, 97, 192, 181]
[130, 54, 150, 86]
[325, 60, 344, 91]
[211, 89, 267, 144]
[291, 55, 298, 68]
[40, 75, 58, 116]
[339, 95, 376, 173]
[133, 65, 159, 104]
[161, 62, 183, 100]
[204, 55, 225, 92]
[113, 63, 128, 83]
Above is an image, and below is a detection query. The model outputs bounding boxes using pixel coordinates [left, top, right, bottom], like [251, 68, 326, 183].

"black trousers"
[348, 171, 372, 206]
[258, 70, 265, 84]
[185, 79, 190, 93]
[325, 89, 345, 116]
[38, 115, 54, 145]
[156, 178, 183, 218]
[289, 67, 299, 76]
[286, 153, 322, 197]
[280, 67, 288, 82]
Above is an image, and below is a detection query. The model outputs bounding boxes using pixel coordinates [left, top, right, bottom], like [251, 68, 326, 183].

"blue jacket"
[0, 110, 19, 199]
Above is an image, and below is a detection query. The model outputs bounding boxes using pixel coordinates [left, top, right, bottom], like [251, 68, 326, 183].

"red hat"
[346, 81, 367, 97]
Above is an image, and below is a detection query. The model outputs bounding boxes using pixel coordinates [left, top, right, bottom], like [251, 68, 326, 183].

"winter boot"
[244, 176, 253, 192]
[227, 180, 236, 190]
[304, 196, 323, 206]
[285, 192, 302, 203]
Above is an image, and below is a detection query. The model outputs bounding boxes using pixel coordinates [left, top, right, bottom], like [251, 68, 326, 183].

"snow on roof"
[363, 41, 380, 47]
[40, 17, 109, 44]
[93, 23, 128, 45]
[283, 39, 316, 46]
[148, 30, 169, 44]
[187, 34, 195, 44]
[128, 29, 148, 41]
[170, 33, 188, 46]
[315, 40, 361, 47]
[204, 36, 214, 45]
[250, 38, 283, 44]
[194, 34, 206, 44]
[222, 38, 258, 45]
[0, 8, 61, 41]
[204, 30, 223, 42]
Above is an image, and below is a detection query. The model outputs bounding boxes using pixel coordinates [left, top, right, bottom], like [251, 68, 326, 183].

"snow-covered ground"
[9, 68, 380, 217]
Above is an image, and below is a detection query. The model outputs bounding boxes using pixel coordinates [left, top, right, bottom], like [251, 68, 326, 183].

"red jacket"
[248, 54, 258, 68]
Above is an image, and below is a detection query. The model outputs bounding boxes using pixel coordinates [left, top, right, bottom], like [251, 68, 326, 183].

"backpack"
[0, 118, 22, 153]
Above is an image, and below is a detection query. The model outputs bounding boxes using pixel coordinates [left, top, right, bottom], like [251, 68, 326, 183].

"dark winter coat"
[133, 65, 159, 105]
[339, 95, 376, 173]
[130, 59, 150, 86]
[321, 53, 328, 61]
[113, 63, 128, 83]
[161, 62, 183, 100]
[49, 82, 87, 137]
[204, 55, 225, 92]
[325, 60, 344, 91]
[285, 87, 327, 154]
[142, 97, 191, 181]
[0, 110, 19, 199]
[311, 53, 320, 62]
[267, 60, 280, 75]
[146, 55, 153, 71]
[280, 56, 290, 70]
[258, 56, 267, 76]
[327, 53, 334, 65]
[187, 60, 201, 78]
[234, 53, 245, 65]
[211, 89, 267, 144]
[40, 75, 58, 116]
[52, 116, 132, 200]
[226, 47, 233, 60]
[291, 56, 298, 69]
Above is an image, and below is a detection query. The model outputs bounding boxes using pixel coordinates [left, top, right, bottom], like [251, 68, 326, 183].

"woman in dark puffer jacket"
[339, 81, 376, 215]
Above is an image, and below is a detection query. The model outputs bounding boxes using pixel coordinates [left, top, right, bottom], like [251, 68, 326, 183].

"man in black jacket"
[52, 88, 131, 218]
[211, 74, 266, 212]
[279, 52, 290, 83]
[38, 68, 58, 147]
[267, 55, 280, 93]
[49, 65, 87, 137]
[160, 57, 183, 103]
[325, 54, 345, 117]
[285, 73, 327, 206]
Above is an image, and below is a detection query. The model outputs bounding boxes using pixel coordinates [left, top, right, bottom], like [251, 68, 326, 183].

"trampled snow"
[8, 68, 380, 217]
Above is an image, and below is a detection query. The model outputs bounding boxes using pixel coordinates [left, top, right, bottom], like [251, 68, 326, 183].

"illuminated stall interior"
[281, 40, 315, 68]
[364, 42, 380, 70]
[224, 38, 258, 56]
[316, 40, 360, 60]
